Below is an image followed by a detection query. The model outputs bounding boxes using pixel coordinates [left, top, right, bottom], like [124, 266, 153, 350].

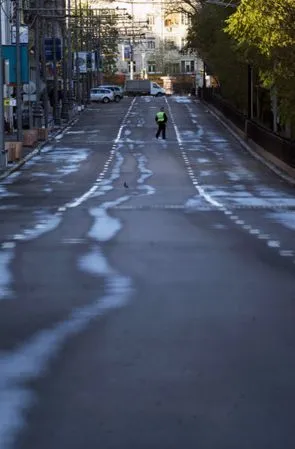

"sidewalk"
[0, 108, 81, 181]
[199, 98, 295, 186]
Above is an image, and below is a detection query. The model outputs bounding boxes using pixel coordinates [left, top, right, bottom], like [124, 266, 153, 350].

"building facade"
[97, 0, 201, 80]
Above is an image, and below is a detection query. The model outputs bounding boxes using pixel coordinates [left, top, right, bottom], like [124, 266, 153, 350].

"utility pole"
[33, 0, 43, 128]
[79, 0, 86, 104]
[0, 5, 6, 168]
[74, 0, 81, 106]
[41, 14, 49, 127]
[130, 0, 134, 80]
[97, 13, 101, 85]
[52, 20, 61, 125]
[85, 1, 90, 102]
[16, 0, 23, 140]
[61, 21, 69, 119]
[67, 0, 73, 111]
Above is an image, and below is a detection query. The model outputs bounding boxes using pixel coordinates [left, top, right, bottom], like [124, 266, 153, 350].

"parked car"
[98, 85, 124, 102]
[90, 88, 114, 103]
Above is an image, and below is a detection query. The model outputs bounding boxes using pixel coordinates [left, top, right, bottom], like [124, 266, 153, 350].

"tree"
[71, 5, 120, 75]
[186, 3, 248, 110]
[225, 0, 295, 125]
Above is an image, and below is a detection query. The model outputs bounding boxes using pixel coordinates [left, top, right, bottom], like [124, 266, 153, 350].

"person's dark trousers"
[156, 123, 166, 139]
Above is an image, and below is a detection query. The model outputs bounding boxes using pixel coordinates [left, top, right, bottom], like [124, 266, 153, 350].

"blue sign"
[124, 45, 131, 61]
[3, 45, 29, 83]
[44, 38, 62, 61]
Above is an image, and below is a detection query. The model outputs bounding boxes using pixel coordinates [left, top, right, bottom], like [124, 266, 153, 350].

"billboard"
[73, 52, 98, 73]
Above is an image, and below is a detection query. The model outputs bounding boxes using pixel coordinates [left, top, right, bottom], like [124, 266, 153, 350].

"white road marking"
[0, 248, 132, 449]
[166, 97, 295, 264]
[0, 249, 14, 300]
[88, 196, 129, 242]
[66, 98, 136, 209]
[267, 240, 280, 248]
[280, 250, 294, 257]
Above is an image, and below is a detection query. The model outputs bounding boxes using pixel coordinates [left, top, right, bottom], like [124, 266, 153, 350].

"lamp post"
[0, 5, 6, 169]
[74, 0, 81, 106]
[33, 0, 44, 128]
[16, 0, 23, 140]
[52, 20, 61, 125]
[61, 21, 69, 119]
[67, 0, 73, 112]
[41, 14, 49, 127]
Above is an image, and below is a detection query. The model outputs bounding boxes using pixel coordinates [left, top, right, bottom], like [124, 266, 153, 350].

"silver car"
[90, 88, 114, 103]
[99, 85, 124, 102]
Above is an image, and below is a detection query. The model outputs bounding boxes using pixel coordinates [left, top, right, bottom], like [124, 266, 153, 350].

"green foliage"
[186, 4, 248, 110]
[225, 0, 295, 125]
[71, 6, 119, 75]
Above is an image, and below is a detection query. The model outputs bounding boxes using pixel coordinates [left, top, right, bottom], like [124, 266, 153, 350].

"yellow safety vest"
[156, 111, 165, 122]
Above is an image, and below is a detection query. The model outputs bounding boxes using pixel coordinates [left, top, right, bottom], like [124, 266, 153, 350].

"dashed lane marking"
[165, 97, 295, 267]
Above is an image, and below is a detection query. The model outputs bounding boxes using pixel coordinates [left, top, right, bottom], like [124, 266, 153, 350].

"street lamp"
[0, 4, 6, 169]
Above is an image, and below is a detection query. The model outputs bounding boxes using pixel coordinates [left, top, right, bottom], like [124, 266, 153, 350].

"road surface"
[1, 95, 295, 449]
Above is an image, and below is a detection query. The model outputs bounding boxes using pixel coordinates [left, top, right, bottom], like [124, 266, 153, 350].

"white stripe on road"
[67, 98, 136, 209]
[0, 249, 132, 449]
[165, 97, 223, 209]
[0, 250, 14, 300]
[88, 196, 130, 242]
[165, 97, 295, 265]
[0, 100, 139, 446]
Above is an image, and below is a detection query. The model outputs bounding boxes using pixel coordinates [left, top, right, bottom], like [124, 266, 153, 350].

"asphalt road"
[1, 95, 295, 449]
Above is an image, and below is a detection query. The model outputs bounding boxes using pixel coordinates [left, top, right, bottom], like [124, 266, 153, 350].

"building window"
[147, 40, 155, 49]
[181, 13, 191, 25]
[181, 37, 186, 49]
[128, 61, 136, 72]
[148, 62, 156, 73]
[170, 63, 180, 74]
[147, 14, 155, 25]
[181, 60, 195, 73]
[165, 38, 177, 50]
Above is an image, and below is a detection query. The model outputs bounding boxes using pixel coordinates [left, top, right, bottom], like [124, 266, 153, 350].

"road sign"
[11, 25, 29, 44]
[4, 98, 17, 106]
[23, 81, 36, 94]
[44, 38, 62, 61]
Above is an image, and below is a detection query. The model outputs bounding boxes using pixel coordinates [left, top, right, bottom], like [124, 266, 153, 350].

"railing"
[246, 120, 295, 168]
[202, 88, 295, 168]
[203, 88, 246, 131]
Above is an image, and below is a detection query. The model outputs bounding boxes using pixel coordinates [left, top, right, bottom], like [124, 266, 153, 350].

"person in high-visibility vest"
[155, 107, 168, 140]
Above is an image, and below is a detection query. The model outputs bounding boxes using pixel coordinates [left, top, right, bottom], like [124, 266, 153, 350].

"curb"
[199, 99, 295, 187]
[0, 113, 80, 181]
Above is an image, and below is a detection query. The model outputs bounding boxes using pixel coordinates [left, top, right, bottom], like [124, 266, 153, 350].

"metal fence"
[246, 120, 295, 168]
[203, 88, 246, 131]
[202, 88, 295, 168]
